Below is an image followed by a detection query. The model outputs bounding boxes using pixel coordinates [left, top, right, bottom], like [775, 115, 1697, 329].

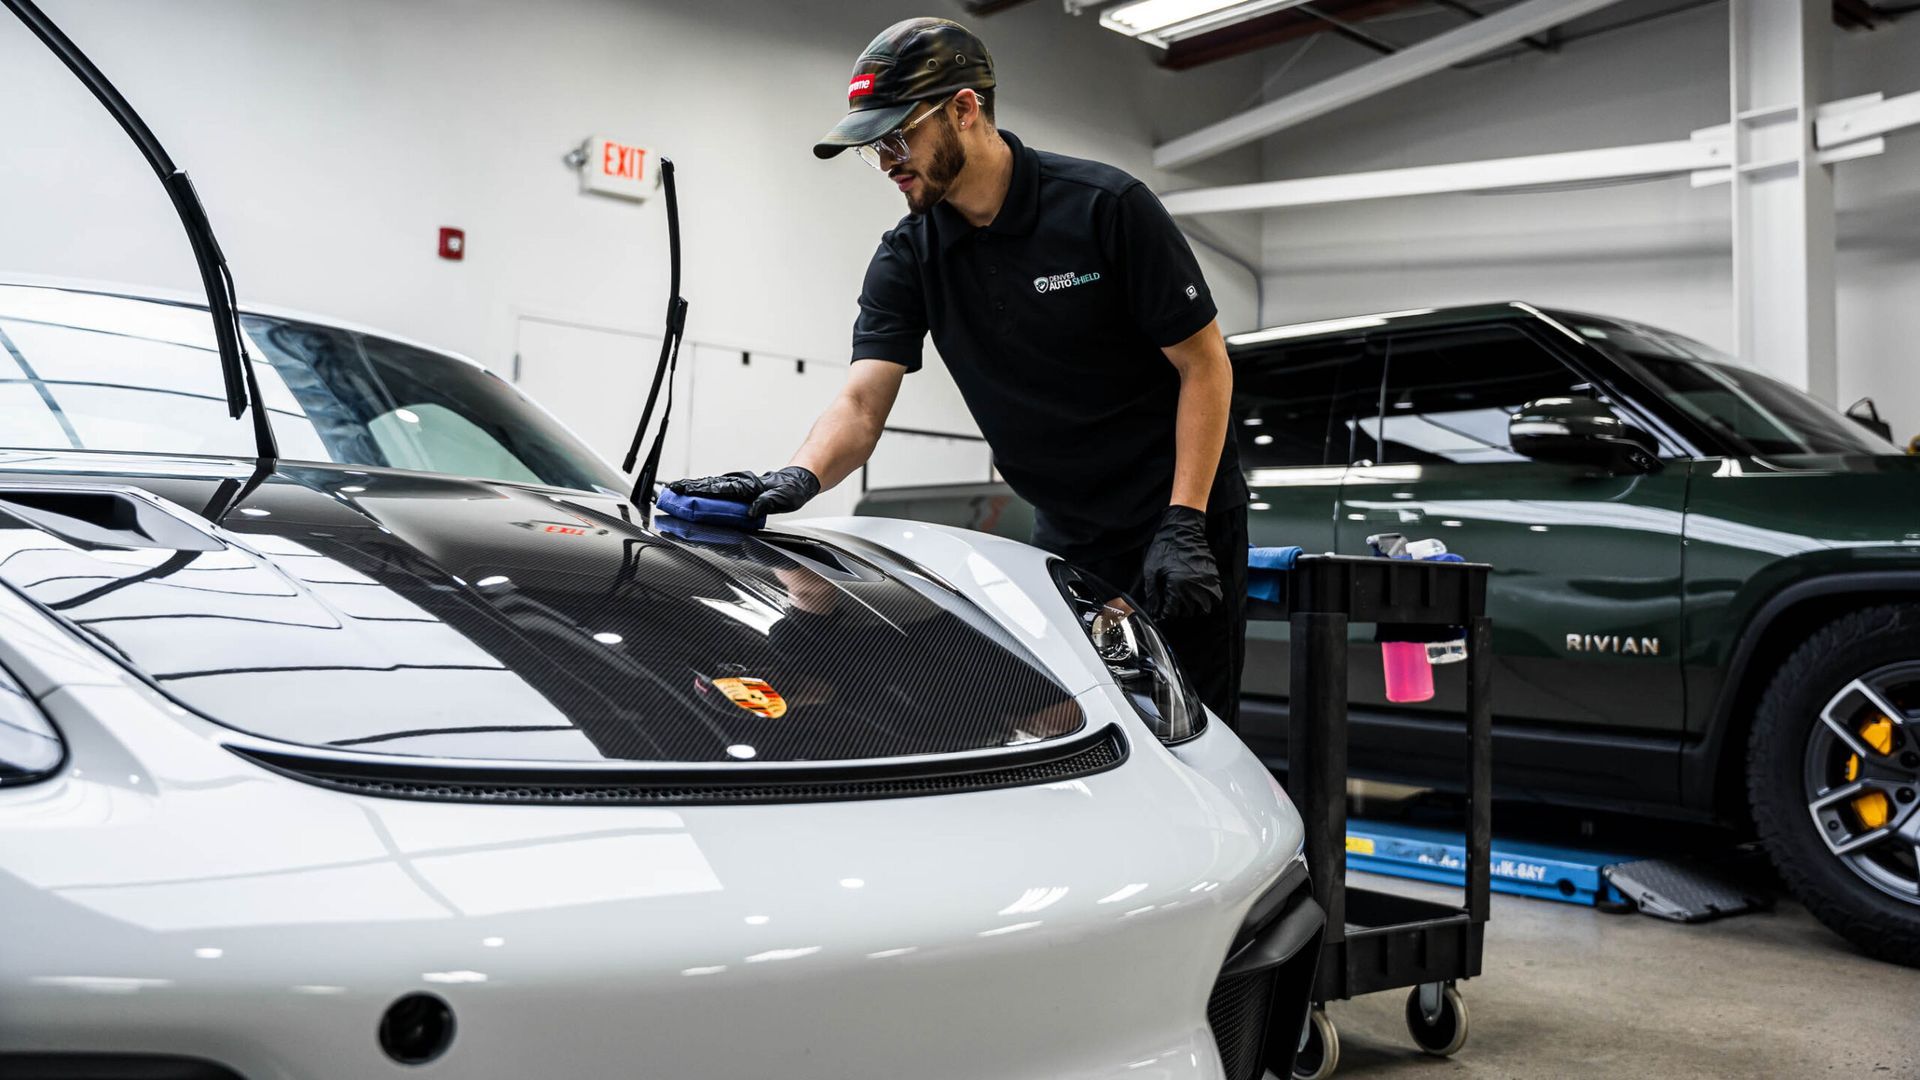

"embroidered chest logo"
[1032, 270, 1102, 294]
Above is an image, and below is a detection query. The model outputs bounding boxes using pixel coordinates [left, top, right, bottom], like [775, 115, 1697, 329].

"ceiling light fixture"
[1099, 0, 1315, 48]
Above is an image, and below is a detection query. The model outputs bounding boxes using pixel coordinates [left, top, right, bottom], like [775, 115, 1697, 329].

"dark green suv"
[856, 303, 1920, 965]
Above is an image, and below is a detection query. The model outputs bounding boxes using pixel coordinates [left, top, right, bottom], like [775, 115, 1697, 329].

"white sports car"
[0, 282, 1320, 1080]
[0, 3, 1323, 1077]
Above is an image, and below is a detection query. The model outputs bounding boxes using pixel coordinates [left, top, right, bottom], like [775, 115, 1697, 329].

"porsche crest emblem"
[711, 677, 787, 719]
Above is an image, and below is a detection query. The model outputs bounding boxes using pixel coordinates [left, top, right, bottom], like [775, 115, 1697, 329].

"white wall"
[1249, 3, 1920, 438]
[0, 0, 1267, 514]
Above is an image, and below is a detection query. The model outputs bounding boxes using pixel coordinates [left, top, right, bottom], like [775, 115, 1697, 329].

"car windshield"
[0, 285, 625, 493]
[1567, 316, 1895, 456]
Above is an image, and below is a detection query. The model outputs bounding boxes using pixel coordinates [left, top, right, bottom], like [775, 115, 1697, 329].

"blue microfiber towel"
[655, 487, 766, 531]
[1247, 544, 1303, 602]
[654, 513, 756, 545]
[1248, 545, 1303, 571]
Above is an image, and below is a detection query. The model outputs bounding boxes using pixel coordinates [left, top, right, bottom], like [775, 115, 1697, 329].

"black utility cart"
[1249, 554, 1492, 1080]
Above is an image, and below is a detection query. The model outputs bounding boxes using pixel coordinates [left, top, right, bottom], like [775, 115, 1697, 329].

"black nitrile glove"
[667, 467, 820, 518]
[746, 465, 820, 517]
[1141, 505, 1222, 620]
[667, 470, 762, 502]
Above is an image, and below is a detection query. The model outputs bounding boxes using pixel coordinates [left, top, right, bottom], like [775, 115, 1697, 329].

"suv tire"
[1750, 604, 1920, 967]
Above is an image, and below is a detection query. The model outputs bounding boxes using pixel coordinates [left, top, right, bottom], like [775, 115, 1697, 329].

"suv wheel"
[1750, 604, 1920, 967]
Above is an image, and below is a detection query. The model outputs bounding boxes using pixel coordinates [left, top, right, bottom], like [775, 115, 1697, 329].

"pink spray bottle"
[1368, 534, 1438, 703]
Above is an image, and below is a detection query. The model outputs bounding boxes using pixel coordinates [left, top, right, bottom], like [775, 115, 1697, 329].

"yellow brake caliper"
[1848, 715, 1896, 830]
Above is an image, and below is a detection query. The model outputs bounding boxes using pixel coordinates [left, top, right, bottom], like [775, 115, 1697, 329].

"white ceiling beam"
[1815, 87, 1920, 148]
[1152, 0, 1628, 170]
[1160, 138, 1728, 215]
[1160, 79, 1920, 215]
[1692, 93, 1897, 186]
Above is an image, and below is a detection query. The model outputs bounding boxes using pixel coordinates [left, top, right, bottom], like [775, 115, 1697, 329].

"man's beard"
[902, 117, 966, 215]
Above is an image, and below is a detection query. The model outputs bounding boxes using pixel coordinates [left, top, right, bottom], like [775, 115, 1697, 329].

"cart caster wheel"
[1404, 984, 1468, 1057]
[1291, 1008, 1338, 1080]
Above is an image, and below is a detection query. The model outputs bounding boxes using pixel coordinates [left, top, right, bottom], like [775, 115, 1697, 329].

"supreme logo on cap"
[848, 72, 878, 100]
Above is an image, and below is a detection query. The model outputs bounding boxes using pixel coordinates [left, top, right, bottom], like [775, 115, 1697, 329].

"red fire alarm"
[438, 227, 465, 261]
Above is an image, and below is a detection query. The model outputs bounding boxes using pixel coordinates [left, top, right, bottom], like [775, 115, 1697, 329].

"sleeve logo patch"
[711, 677, 788, 718]
[1033, 270, 1102, 294]
[1185, 284, 1199, 300]
[848, 73, 878, 100]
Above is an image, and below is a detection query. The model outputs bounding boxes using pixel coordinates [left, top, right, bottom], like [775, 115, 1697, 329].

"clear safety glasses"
[854, 94, 956, 172]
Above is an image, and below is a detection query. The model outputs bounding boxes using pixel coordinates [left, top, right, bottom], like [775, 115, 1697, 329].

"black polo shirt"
[851, 130, 1245, 558]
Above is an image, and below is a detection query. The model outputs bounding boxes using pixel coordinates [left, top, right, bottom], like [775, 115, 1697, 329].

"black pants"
[1040, 504, 1248, 730]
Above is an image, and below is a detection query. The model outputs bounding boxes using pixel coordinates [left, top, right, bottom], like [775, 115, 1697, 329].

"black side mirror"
[1510, 397, 1661, 473]
[1845, 397, 1894, 442]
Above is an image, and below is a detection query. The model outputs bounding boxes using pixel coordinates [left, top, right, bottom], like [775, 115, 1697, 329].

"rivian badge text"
[1565, 634, 1660, 656]
[712, 677, 788, 718]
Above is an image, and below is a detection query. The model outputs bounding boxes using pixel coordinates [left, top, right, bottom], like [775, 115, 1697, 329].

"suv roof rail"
[1224, 303, 1540, 347]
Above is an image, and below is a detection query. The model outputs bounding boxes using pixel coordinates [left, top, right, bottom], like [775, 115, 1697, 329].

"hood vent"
[754, 532, 873, 581]
[0, 487, 220, 552]
[228, 725, 1126, 806]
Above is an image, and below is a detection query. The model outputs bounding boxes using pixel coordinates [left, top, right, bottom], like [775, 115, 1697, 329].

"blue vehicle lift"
[1344, 819, 1628, 907]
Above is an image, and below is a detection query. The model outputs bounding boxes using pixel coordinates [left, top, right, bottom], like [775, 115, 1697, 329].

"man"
[669, 17, 1247, 726]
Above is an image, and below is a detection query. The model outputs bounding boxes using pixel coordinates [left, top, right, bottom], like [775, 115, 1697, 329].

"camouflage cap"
[814, 17, 996, 160]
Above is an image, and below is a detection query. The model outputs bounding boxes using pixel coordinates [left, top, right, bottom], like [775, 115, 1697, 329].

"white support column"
[1730, 0, 1836, 401]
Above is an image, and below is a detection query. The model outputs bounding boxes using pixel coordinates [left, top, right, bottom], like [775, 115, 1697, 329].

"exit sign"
[580, 135, 655, 202]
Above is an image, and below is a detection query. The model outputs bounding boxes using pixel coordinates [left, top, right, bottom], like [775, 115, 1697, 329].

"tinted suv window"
[1232, 340, 1361, 468]
[1368, 326, 1604, 465]
[1568, 318, 1892, 456]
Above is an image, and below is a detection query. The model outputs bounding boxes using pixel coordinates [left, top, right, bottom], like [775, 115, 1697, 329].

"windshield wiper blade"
[621, 157, 687, 524]
[4, 0, 278, 469]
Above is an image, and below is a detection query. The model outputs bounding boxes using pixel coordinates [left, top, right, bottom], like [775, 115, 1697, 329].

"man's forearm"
[1166, 322, 1233, 512]
[790, 394, 886, 491]
[782, 358, 905, 492]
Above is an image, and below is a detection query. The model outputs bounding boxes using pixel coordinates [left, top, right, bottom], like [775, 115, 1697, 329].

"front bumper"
[1, 666, 1313, 1080]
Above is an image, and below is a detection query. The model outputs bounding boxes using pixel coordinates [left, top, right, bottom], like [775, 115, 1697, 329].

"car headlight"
[0, 660, 63, 786]
[1050, 561, 1205, 744]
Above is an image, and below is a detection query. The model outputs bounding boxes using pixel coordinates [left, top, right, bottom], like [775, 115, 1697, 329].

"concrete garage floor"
[1319, 871, 1920, 1078]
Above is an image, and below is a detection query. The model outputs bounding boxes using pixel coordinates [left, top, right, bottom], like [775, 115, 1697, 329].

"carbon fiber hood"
[0, 455, 1084, 763]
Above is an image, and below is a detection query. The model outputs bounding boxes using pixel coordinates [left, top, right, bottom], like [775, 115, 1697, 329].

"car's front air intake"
[1206, 862, 1325, 1080]
[1208, 964, 1282, 1080]
[227, 725, 1126, 806]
